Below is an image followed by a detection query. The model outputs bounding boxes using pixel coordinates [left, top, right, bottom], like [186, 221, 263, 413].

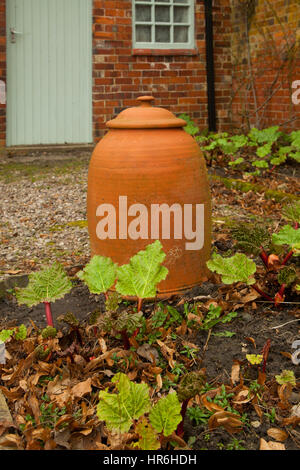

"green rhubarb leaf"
[97, 373, 150, 433]
[77, 255, 117, 294]
[229, 157, 244, 166]
[246, 354, 263, 365]
[275, 370, 296, 386]
[252, 159, 269, 168]
[0, 329, 15, 343]
[272, 225, 300, 249]
[289, 151, 300, 163]
[256, 144, 272, 158]
[133, 418, 160, 450]
[149, 392, 182, 437]
[116, 241, 168, 300]
[277, 266, 297, 286]
[15, 324, 27, 341]
[207, 253, 256, 285]
[15, 263, 72, 307]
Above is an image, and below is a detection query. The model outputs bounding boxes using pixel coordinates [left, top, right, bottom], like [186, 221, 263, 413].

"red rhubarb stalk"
[259, 246, 269, 268]
[176, 399, 189, 438]
[251, 284, 273, 302]
[44, 302, 54, 327]
[137, 298, 143, 312]
[282, 250, 294, 266]
[261, 339, 271, 374]
[120, 330, 130, 350]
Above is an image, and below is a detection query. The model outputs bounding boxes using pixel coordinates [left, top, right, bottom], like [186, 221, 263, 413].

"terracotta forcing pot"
[87, 96, 211, 297]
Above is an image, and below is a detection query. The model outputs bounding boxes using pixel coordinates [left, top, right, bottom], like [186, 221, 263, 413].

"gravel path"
[0, 152, 298, 281]
[0, 154, 91, 277]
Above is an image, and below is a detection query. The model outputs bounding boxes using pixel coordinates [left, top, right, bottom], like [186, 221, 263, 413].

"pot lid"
[106, 96, 187, 129]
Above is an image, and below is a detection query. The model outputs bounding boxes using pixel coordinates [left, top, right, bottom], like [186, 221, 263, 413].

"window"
[132, 0, 195, 50]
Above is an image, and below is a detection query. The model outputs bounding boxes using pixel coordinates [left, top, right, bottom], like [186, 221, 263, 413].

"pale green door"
[6, 0, 92, 146]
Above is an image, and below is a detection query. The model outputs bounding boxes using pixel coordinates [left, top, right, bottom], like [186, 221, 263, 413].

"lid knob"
[137, 96, 155, 107]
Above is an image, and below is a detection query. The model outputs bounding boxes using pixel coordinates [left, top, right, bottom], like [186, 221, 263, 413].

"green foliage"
[40, 402, 67, 429]
[133, 418, 160, 450]
[115, 311, 143, 335]
[77, 255, 117, 295]
[248, 126, 281, 145]
[97, 373, 182, 440]
[15, 324, 27, 341]
[207, 253, 256, 285]
[97, 372, 151, 433]
[229, 157, 244, 166]
[272, 225, 300, 250]
[275, 370, 296, 386]
[277, 266, 297, 286]
[0, 329, 15, 342]
[57, 312, 79, 327]
[179, 114, 299, 172]
[230, 222, 271, 255]
[282, 202, 300, 224]
[201, 304, 237, 331]
[177, 372, 206, 402]
[0, 324, 27, 342]
[246, 354, 263, 365]
[187, 406, 212, 426]
[15, 262, 72, 307]
[149, 392, 182, 437]
[105, 291, 122, 312]
[179, 113, 199, 136]
[252, 159, 269, 168]
[41, 326, 57, 339]
[35, 345, 51, 360]
[116, 240, 168, 300]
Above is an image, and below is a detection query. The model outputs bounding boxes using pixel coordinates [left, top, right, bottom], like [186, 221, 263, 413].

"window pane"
[155, 0, 170, 3]
[174, 0, 189, 3]
[174, 6, 189, 23]
[155, 6, 170, 22]
[136, 5, 152, 22]
[136, 25, 152, 42]
[155, 25, 170, 42]
[174, 26, 188, 42]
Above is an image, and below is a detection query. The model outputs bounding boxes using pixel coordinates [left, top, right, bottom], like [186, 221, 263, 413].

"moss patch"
[209, 174, 299, 203]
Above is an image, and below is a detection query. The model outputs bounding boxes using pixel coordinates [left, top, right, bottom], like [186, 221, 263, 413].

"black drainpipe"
[204, 0, 217, 132]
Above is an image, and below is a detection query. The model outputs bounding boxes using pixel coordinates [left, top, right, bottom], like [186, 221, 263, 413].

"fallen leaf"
[137, 344, 159, 363]
[231, 361, 240, 385]
[71, 378, 92, 398]
[208, 411, 243, 434]
[267, 428, 288, 442]
[259, 438, 285, 450]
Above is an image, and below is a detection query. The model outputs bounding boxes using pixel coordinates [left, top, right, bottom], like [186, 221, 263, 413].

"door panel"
[6, 0, 92, 146]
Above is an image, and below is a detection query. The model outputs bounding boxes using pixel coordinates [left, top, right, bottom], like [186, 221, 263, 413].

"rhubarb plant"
[207, 253, 256, 286]
[77, 255, 117, 298]
[0, 324, 27, 342]
[97, 372, 182, 449]
[207, 226, 299, 304]
[15, 263, 72, 326]
[79, 241, 168, 349]
[115, 240, 168, 311]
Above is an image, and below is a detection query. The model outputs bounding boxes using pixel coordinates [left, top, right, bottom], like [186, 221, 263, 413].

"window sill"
[132, 48, 199, 56]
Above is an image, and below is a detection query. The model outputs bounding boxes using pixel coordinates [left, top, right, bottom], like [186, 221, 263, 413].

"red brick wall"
[229, 0, 300, 133]
[0, 0, 6, 147]
[92, 0, 233, 140]
[0, 0, 237, 147]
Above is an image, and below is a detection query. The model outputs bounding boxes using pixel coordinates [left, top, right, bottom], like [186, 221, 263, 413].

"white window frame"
[132, 0, 195, 50]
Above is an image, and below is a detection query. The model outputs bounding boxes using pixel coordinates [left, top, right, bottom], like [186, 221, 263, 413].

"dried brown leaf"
[267, 428, 288, 442]
[259, 438, 285, 450]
